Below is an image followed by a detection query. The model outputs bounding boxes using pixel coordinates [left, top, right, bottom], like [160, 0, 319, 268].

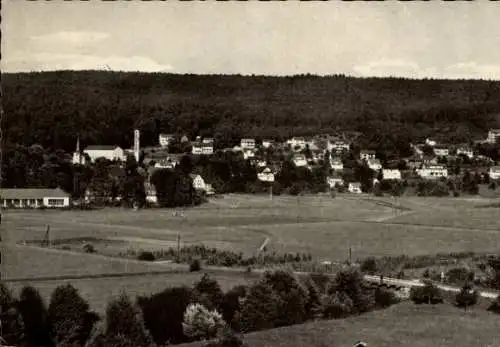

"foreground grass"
[181, 302, 500, 347]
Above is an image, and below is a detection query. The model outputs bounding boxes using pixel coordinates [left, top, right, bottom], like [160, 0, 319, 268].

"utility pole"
[348, 246, 352, 265]
[176, 233, 181, 263]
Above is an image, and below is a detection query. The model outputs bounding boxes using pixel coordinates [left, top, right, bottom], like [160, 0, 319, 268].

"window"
[47, 199, 65, 206]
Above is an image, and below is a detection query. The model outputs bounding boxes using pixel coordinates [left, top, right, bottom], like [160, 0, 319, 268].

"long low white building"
[0, 188, 71, 208]
[417, 165, 448, 179]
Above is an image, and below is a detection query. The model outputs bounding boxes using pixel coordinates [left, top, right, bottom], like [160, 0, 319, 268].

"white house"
[328, 141, 350, 153]
[243, 149, 256, 160]
[190, 174, 207, 191]
[456, 147, 474, 159]
[489, 166, 500, 180]
[83, 146, 126, 163]
[0, 188, 70, 208]
[327, 177, 344, 189]
[382, 169, 402, 180]
[154, 156, 179, 169]
[262, 139, 274, 149]
[258, 168, 275, 182]
[360, 150, 376, 161]
[287, 137, 306, 150]
[256, 160, 267, 168]
[434, 147, 449, 157]
[202, 138, 214, 144]
[293, 155, 308, 167]
[417, 165, 448, 179]
[191, 142, 203, 155]
[425, 138, 437, 147]
[202, 143, 214, 155]
[367, 159, 382, 171]
[159, 133, 175, 147]
[486, 129, 500, 144]
[348, 182, 362, 194]
[240, 138, 256, 150]
[411, 144, 424, 157]
[144, 181, 158, 204]
[330, 157, 344, 171]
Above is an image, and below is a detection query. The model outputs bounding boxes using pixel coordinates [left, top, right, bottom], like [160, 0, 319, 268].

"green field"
[2, 194, 500, 281]
[179, 302, 500, 347]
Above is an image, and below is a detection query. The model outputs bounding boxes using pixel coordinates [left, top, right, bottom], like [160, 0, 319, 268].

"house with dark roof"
[0, 188, 70, 208]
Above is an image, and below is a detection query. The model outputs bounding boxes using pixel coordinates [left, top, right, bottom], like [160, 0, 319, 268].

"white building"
[367, 159, 382, 171]
[327, 177, 344, 189]
[330, 157, 344, 171]
[0, 188, 70, 208]
[240, 138, 256, 150]
[262, 139, 274, 149]
[256, 160, 267, 168]
[190, 174, 207, 191]
[425, 138, 437, 147]
[83, 146, 126, 163]
[360, 150, 376, 161]
[159, 133, 175, 147]
[202, 138, 214, 144]
[486, 129, 500, 144]
[417, 165, 448, 179]
[328, 141, 350, 153]
[293, 155, 308, 167]
[287, 137, 306, 150]
[348, 182, 362, 194]
[382, 169, 402, 180]
[191, 142, 203, 155]
[243, 149, 255, 160]
[456, 147, 474, 159]
[434, 147, 449, 157]
[489, 166, 500, 180]
[202, 144, 214, 155]
[258, 168, 275, 182]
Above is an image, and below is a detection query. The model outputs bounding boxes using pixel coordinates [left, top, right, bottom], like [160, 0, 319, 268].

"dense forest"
[3, 71, 500, 153]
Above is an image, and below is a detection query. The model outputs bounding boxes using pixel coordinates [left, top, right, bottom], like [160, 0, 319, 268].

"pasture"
[2, 194, 500, 280]
[180, 302, 500, 347]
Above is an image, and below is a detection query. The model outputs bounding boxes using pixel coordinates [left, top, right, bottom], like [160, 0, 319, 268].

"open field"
[181, 302, 500, 347]
[2, 194, 500, 281]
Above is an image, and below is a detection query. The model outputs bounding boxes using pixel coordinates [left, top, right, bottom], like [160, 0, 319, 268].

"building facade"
[0, 188, 70, 208]
[83, 146, 126, 163]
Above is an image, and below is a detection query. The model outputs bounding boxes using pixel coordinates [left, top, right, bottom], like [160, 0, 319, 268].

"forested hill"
[3, 71, 500, 152]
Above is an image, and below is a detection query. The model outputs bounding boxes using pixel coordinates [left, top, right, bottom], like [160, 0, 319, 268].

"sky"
[2, 1, 500, 80]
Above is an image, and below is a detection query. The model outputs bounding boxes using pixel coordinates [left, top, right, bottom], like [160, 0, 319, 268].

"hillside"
[180, 302, 500, 347]
[3, 71, 500, 153]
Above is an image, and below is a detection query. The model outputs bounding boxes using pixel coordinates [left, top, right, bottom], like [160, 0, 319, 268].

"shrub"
[95, 293, 155, 347]
[190, 259, 202, 272]
[219, 285, 248, 329]
[360, 257, 378, 275]
[83, 243, 95, 253]
[17, 286, 54, 347]
[322, 291, 354, 319]
[302, 277, 323, 319]
[410, 282, 443, 305]
[137, 286, 192, 346]
[328, 267, 375, 314]
[308, 272, 331, 293]
[204, 327, 246, 347]
[374, 287, 399, 308]
[238, 282, 280, 333]
[487, 295, 500, 314]
[47, 284, 99, 346]
[446, 267, 474, 285]
[183, 303, 226, 341]
[260, 269, 310, 327]
[137, 251, 156, 262]
[0, 284, 24, 346]
[454, 284, 478, 309]
[192, 274, 225, 311]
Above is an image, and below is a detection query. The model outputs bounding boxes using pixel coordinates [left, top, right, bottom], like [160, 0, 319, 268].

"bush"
[410, 282, 444, 305]
[204, 327, 246, 347]
[260, 269, 310, 327]
[83, 243, 95, 253]
[190, 259, 202, 272]
[487, 295, 500, 314]
[328, 267, 374, 314]
[238, 282, 280, 333]
[47, 284, 99, 346]
[454, 284, 478, 309]
[374, 287, 399, 308]
[302, 277, 323, 319]
[97, 293, 155, 347]
[322, 291, 354, 319]
[0, 284, 24, 346]
[360, 257, 378, 275]
[17, 286, 54, 347]
[219, 285, 248, 330]
[308, 272, 331, 293]
[137, 286, 192, 346]
[445, 267, 474, 285]
[183, 303, 226, 341]
[137, 251, 156, 262]
[192, 274, 225, 311]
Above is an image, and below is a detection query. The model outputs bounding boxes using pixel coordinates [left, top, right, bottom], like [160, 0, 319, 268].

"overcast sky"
[3, 1, 500, 80]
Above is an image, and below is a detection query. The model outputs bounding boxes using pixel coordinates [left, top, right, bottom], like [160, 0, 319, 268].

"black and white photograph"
[1, 1, 500, 346]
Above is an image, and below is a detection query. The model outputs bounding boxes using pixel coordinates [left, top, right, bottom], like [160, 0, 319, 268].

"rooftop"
[85, 145, 121, 151]
[0, 188, 70, 199]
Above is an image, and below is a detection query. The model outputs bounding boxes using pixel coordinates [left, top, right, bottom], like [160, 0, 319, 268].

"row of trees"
[0, 268, 400, 347]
